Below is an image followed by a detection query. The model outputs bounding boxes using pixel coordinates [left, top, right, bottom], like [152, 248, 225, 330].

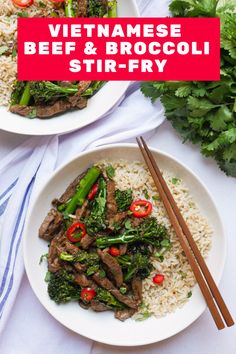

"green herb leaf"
[17, 11, 28, 18]
[119, 287, 127, 294]
[38, 1, 46, 7]
[171, 177, 180, 185]
[143, 189, 149, 199]
[152, 195, 160, 201]
[44, 271, 51, 283]
[135, 311, 153, 321]
[39, 253, 48, 264]
[27, 108, 37, 119]
[124, 219, 132, 229]
[106, 164, 115, 179]
[12, 48, 17, 58]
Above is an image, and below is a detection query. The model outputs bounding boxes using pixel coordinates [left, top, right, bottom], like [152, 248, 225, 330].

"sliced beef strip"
[79, 301, 90, 310]
[74, 262, 87, 272]
[110, 289, 137, 310]
[80, 234, 94, 250]
[48, 233, 79, 273]
[59, 81, 77, 87]
[76, 0, 88, 17]
[92, 272, 138, 309]
[97, 249, 123, 288]
[74, 273, 91, 287]
[108, 211, 128, 230]
[77, 81, 92, 95]
[105, 178, 128, 230]
[36, 100, 71, 118]
[115, 308, 136, 321]
[119, 244, 127, 256]
[106, 179, 117, 218]
[39, 208, 64, 241]
[67, 95, 88, 108]
[90, 300, 110, 312]
[52, 171, 86, 206]
[9, 105, 36, 117]
[36, 96, 87, 118]
[131, 277, 142, 304]
[47, 231, 65, 273]
[131, 217, 143, 228]
[10, 96, 88, 119]
[76, 199, 89, 220]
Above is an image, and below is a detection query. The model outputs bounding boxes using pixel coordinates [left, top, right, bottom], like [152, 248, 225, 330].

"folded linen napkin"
[0, 86, 165, 336]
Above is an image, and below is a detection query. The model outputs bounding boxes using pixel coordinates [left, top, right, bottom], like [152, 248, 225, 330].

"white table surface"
[0, 121, 235, 354]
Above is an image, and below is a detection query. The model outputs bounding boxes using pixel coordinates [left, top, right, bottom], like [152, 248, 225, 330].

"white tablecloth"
[0, 121, 235, 353]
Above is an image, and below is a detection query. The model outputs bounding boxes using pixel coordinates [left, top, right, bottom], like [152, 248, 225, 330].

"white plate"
[23, 144, 226, 346]
[0, 0, 139, 136]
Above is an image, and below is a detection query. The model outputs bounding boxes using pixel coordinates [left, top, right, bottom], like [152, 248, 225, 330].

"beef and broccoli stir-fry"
[39, 164, 171, 321]
[9, 0, 117, 119]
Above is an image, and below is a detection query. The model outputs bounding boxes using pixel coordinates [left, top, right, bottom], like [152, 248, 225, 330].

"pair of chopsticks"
[137, 136, 234, 330]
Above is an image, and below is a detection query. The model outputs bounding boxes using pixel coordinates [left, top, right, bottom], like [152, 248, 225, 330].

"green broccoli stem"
[81, 81, 106, 97]
[60, 252, 74, 262]
[96, 230, 139, 248]
[19, 82, 31, 106]
[108, 0, 117, 17]
[65, 0, 76, 18]
[64, 166, 101, 215]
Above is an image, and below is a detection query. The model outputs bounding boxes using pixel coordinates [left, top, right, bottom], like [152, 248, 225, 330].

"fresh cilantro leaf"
[124, 219, 132, 229]
[175, 85, 192, 97]
[27, 108, 37, 119]
[152, 195, 160, 201]
[135, 311, 153, 321]
[171, 177, 180, 185]
[38, 1, 46, 7]
[209, 106, 233, 131]
[44, 272, 51, 282]
[39, 253, 48, 264]
[143, 189, 149, 199]
[12, 48, 17, 58]
[141, 0, 236, 177]
[106, 164, 115, 179]
[17, 11, 28, 18]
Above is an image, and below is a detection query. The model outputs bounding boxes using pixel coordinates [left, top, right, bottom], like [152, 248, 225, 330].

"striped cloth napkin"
[0, 84, 165, 334]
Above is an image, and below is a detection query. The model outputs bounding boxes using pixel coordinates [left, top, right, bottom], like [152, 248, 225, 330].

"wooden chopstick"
[136, 137, 228, 330]
[140, 136, 234, 328]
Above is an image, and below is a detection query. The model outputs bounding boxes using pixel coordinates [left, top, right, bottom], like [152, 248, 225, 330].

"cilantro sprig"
[141, 0, 236, 177]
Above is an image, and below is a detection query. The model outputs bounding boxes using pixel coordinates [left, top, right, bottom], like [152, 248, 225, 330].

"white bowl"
[0, 0, 139, 136]
[23, 144, 226, 346]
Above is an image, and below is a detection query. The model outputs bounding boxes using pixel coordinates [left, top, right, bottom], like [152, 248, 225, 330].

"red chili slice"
[88, 183, 99, 201]
[130, 200, 153, 218]
[81, 288, 96, 302]
[152, 274, 165, 285]
[109, 247, 120, 257]
[66, 222, 86, 243]
[12, 0, 33, 7]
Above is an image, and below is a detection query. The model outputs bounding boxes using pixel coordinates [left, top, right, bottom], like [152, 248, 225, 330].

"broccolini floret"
[117, 253, 153, 282]
[48, 270, 81, 304]
[29, 81, 78, 104]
